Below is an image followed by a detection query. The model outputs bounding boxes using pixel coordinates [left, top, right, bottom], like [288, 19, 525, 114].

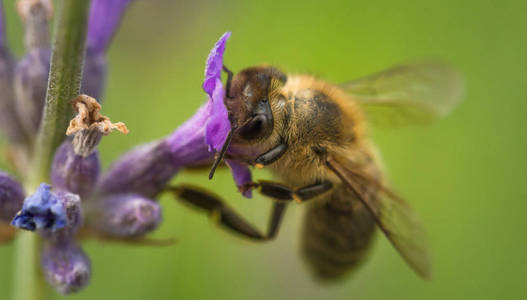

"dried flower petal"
[67, 94, 128, 156]
[0, 171, 25, 223]
[12, 184, 82, 241]
[89, 194, 161, 238]
[87, 0, 136, 54]
[16, 0, 53, 22]
[51, 141, 100, 198]
[41, 241, 91, 294]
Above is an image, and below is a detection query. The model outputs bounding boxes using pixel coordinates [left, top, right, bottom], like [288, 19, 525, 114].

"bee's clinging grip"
[167, 185, 288, 241]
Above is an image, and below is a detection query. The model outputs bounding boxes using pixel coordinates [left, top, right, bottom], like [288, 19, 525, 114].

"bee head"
[225, 66, 286, 142]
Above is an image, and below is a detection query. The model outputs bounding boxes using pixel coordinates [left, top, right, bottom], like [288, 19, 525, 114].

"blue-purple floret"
[11, 183, 81, 234]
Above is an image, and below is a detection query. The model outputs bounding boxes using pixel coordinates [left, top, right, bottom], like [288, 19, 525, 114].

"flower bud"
[14, 0, 52, 136]
[82, 51, 107, 101]
[0, 3, 27, 145]
[99, 105, 213, 198]
[51, 141, 100, 199]
[0, 172, 25, 223]
[13, 48, 51, 135]
[89, 194, 161, 238]
[41, 241, 91, 294]
[11, 183, 82, 241]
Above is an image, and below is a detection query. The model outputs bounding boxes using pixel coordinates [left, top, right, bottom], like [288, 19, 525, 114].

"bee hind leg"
[166, 184, 288, 241]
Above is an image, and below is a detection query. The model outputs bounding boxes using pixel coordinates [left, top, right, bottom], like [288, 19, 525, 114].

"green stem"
[29, 0, 91, 185]
[12, 232, 49, 300]
[13, 1, 92, 300]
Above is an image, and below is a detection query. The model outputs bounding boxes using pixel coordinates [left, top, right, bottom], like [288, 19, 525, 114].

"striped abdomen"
[301, 185, 376, 280]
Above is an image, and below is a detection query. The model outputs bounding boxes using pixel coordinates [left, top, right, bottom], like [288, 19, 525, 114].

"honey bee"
[170, 62, 463, 280]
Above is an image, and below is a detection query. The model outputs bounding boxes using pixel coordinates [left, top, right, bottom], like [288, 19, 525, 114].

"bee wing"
[325, 153, 432, 278]
[340, 62, 464, 126]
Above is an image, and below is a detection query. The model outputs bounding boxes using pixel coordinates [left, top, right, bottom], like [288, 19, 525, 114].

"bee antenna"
[208, 127, 236, 180]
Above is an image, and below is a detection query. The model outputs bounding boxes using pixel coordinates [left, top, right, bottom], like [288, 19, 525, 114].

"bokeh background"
[1, 0, 526, 299]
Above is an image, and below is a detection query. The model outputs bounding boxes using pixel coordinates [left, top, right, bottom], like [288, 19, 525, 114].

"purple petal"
[0, 172, 25, 223]
[225, 159, 252, 198]
[205, 81, 231, 151]
[87, 0, 136, 54]
[203, 31, 231, 94]
[202, 32, 232, 152]
[81, 52, 107, 101]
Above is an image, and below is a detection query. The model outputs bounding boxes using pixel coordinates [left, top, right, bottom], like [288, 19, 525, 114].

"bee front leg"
[253, 143, 288, 168]
[167, 185, 288, 241]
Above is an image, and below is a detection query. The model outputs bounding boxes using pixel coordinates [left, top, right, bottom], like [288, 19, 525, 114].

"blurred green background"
[1, 0, 526, 299]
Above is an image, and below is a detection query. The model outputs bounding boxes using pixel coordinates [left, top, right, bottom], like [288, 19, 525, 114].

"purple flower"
[0, 0, 164, 295]
[0, 172, 25, 223]
[41, 241, 91, 294]
[98, 32, 253, 198]
[87, 0, 136, 54]
[82, 0, 136, 100]
[89, 194, 162, 237]
[203, 31, 232, 152]
[11, 184, 82, 241]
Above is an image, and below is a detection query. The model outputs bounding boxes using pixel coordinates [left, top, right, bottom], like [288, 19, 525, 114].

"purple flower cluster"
[0, 0, 252, 295]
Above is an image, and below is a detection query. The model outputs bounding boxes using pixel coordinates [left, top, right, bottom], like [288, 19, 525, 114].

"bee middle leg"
[243, 180, 333, 204]
[167, 185, 288, 241]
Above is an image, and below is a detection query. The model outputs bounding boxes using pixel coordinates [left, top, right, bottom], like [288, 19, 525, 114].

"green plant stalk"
[13, 1, 91, 300]
[29, 0, 91, 185]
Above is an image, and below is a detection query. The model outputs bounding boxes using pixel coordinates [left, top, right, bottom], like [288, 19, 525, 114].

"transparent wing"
[326, 153, 432, 278]
[340, 62, 464, 125]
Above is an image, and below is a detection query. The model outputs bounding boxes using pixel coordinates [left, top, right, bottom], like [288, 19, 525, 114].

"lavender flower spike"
[11, 183, 82, 241]
[89, 194, 162, 238]
[41, 241, 91, 294]
[0, 172, 25, 223]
